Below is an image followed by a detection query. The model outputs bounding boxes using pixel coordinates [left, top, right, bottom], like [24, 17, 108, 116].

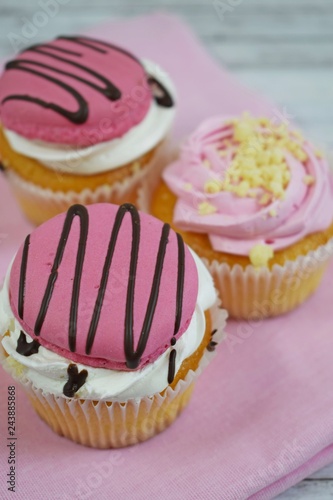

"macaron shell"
[9, 204, 198, 370]
[0, 37, 152, 146]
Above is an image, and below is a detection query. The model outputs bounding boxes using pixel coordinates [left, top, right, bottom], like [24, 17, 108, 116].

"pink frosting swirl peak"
[163, 115, 333, 255]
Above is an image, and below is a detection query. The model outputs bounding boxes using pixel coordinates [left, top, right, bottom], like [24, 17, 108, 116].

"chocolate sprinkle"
[16, 331, 40, 356]
[63, 363, 88, 398]
[207, 341, 218, 352]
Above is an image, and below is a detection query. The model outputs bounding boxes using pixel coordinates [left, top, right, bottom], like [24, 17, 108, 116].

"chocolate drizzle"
[34, 205, 89, 351]
[17, 203, 187, 375]
[207, 329, 218, 352]
[167, 232, 186, 384]
[18, 234, 30, 319]
[16, 331, 40, 356]
[3, 35, 123, 124]
[167, 349, 177, 384]
[63, 363, 88, 398]
[2, 35, 174, 124]
[148, 76, 174, 108]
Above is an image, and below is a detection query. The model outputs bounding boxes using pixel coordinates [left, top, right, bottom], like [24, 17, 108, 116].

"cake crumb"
[204, 179, 223, 194]
[198, 201, 217, 215]
[303, 175, 315, 186]
[249, 244, 274, 268]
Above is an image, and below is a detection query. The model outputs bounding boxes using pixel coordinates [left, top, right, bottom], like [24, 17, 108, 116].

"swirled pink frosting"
[163, 116, 333, 255]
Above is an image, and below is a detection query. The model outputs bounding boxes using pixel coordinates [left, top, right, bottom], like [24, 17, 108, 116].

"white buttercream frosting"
[0, 250, 216, 402]
[3, 60, 176, 176]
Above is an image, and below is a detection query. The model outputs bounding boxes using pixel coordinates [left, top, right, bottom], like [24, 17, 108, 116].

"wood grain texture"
[0, 0, 332, 497]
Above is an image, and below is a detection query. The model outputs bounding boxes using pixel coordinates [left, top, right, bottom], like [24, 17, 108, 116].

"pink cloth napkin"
[1, 12, 333, 500]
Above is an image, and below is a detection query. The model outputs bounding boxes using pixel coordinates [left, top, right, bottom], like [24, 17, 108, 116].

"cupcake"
[150, 113, 333, 319]
[0, 35, 176, 225]
[0, 203, 226, 448]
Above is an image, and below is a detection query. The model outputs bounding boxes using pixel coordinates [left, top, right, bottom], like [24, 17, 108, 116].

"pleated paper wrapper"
[206, 238, 333, 319]
[1, 301, 227, 449]
[6, 138, 175, 226]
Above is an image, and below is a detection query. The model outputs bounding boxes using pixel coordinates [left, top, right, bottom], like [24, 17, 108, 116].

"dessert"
[0, 36, 176, 225]
[0, 203, 226, 448]
[151, 114, 333, 318]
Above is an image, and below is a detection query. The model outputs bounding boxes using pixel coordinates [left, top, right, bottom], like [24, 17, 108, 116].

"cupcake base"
[0, 126, 173, 225]
[28, 382, 195, 449]
[150, 181, 333, 319]
[1, 303, 226, 448]
[209, 251, 332, 319]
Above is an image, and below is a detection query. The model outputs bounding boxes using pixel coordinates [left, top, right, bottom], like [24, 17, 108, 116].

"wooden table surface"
[0, 1, 332, 498]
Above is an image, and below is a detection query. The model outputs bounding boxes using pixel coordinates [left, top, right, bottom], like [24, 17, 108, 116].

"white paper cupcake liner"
[1, 301, 227, 448]
[206, 238, 333, 319]
[6, 138, 175, 225]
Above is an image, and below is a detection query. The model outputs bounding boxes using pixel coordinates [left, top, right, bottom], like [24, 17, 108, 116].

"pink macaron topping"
[0, 36, 154, 146]
[9, 203, 198, 370]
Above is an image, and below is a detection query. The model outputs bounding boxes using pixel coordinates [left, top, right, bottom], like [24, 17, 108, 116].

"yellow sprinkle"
[249, 244, 274, 268]
[203, 159, 211, 169]
[198, 201, 217, 215]
[275, 124, 288, 137]
[271, 148, 284, 164]
[259, 193, 271, 205]
[259, 117, 271, 127]
[256, 151, 270, 166]
[204, 179, 223, 194]
[315, 149, 323, 159]
[233, 121, 253, 142]
[269, 181, 284, 197]
[291, 129, 304, 141]
[268, 208, 277, 217]
[184, 183, 193, 191]
[241, 157, 257, 169]
[303, 175, 315, 186]
[234, 180, 250, 197]
[294, 149, 308, 162]
[219, 149, 228, 157]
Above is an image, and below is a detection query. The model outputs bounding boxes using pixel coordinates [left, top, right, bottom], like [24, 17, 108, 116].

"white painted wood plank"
[235, 69, 333, 149]
[1, 5, 333, 39]
[1, 0, 333, 9]
[277, 480, 333, 499]
[309, 462, 333, 479]
[209, 41, 333, 68]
